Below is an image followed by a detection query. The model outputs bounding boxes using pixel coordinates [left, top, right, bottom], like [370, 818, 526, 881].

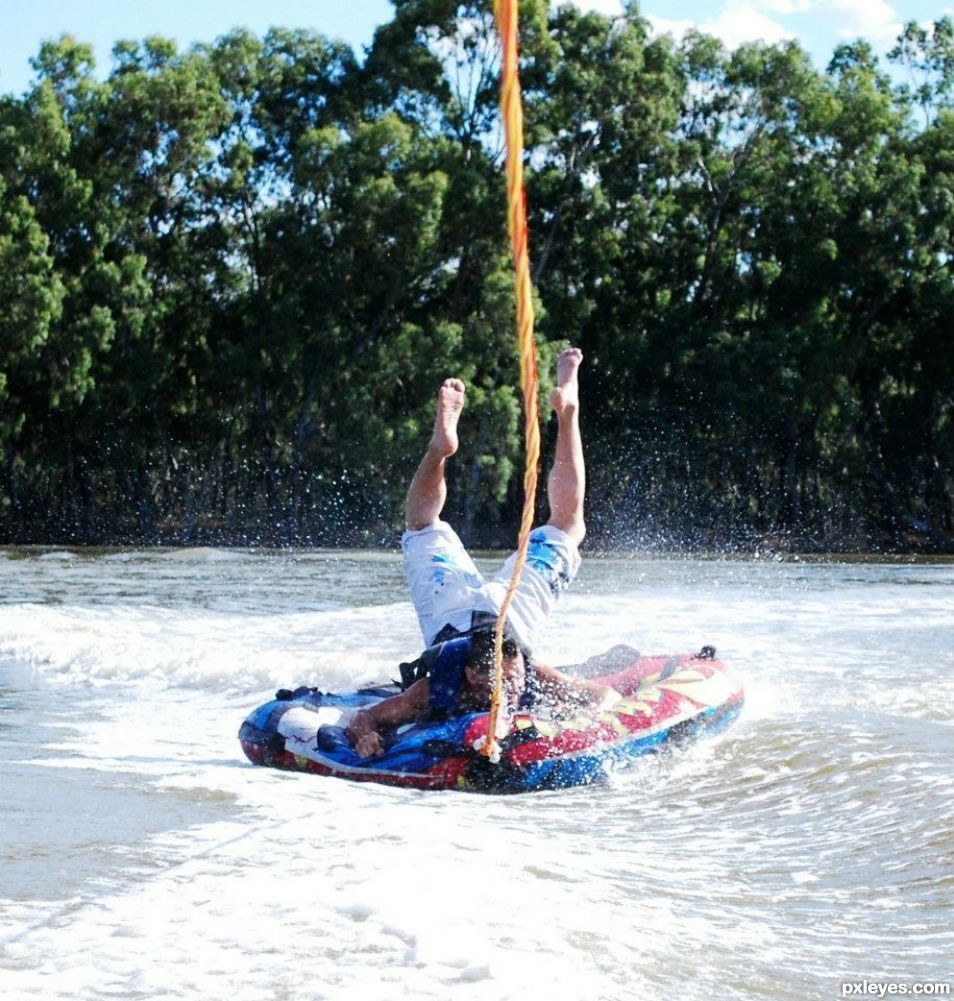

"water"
[1, 547, 952, 1000]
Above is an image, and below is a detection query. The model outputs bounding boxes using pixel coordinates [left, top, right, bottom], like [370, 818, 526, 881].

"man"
[347, 348, 619, 758]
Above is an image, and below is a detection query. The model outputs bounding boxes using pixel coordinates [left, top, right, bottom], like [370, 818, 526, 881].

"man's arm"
[345, 678, 431, 758]
[532, 663, 622, 713]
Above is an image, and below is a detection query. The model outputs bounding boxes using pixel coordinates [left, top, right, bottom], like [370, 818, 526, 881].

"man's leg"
[546, 347, 586, 545]
[403, 377, 488, 644]
[488, 348, 586, 653]
[405, 378, 465, 531]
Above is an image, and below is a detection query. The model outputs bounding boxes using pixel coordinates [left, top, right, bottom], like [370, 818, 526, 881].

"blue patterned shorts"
[401, 521, 581, 652]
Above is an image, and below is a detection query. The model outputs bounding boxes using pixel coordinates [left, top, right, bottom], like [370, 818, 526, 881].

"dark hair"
[468, 628, 520, 672]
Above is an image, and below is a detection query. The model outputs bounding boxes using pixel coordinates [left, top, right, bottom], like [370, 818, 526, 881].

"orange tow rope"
[482, 0, 541, 761]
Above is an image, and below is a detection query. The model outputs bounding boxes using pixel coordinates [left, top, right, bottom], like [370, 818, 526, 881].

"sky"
[1, 0, 951, 96]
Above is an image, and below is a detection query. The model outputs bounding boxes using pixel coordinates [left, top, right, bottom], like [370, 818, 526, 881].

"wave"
[0, 602, 424, 694]
[152, 547, 250, 563]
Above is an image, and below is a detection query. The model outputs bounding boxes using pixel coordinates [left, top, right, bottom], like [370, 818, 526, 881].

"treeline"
[1, 1, 952, 550]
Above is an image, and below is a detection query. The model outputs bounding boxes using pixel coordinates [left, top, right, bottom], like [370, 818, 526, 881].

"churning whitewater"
[1, 548, 952, 1001]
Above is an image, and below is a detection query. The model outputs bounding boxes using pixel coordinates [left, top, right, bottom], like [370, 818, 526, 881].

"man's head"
[464, 627, 527, 710]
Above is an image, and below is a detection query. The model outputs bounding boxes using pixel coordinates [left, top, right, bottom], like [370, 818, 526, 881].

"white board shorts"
[401, 520, 581, 652]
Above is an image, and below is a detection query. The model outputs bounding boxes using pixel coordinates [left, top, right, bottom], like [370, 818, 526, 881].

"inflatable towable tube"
[238, 647, 744, 793]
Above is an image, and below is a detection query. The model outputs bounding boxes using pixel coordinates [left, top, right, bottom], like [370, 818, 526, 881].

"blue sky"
[2, 0, 950, 96]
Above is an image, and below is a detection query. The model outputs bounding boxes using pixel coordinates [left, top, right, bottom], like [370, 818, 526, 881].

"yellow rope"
[482, 0, 541, 761]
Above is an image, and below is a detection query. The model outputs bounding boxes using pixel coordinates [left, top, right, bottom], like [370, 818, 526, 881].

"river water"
[0, 547, 951, 1001]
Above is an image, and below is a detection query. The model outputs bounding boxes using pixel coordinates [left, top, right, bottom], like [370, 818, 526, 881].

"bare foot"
[549, 347, 582, 416]
[430, 378, 465, 457]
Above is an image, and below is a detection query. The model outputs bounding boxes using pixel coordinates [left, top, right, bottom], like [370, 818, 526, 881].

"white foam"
[153, 547, 248, 562]
[2, 552, 953, 999]
[0, 601, 421, 693]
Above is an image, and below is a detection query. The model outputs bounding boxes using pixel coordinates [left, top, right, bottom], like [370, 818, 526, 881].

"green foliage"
[0, 10, 951, 550]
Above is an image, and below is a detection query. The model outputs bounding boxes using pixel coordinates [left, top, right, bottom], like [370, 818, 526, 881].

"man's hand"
[345, 682, 431, 758]
[353, 731, 384, 758]
[493, 709, 512, 741]
[346, 708, 383, 757]
[591, 685, 623, 712]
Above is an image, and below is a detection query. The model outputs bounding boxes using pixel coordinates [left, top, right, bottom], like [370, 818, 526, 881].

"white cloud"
[646, 3, 795, 49]
[755, 0, 813, 13]
[642, 0, 907, 53]
[707, 5, 797, 47]
[568, 0, 906, 54]
[564, 0, 625, 14]
[645, 15, 698, 41]
[827, 0, 900, 46]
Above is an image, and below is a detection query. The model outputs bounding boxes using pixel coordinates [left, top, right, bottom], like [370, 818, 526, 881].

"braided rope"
[483, 0, 541, 761]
